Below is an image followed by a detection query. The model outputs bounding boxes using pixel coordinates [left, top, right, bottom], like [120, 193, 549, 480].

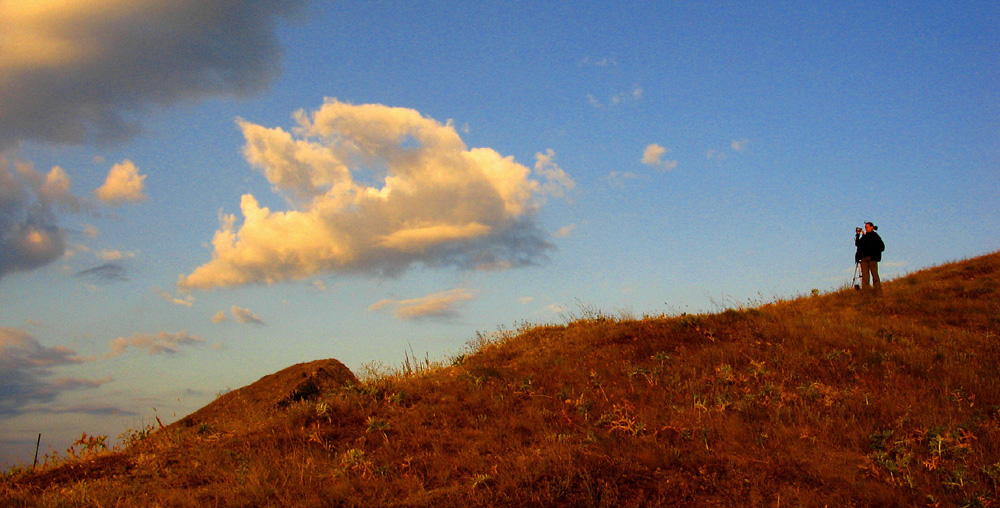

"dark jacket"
[855, 231, 885, 262]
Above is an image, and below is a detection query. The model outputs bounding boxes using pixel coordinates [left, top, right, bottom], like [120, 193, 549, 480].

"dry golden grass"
[3, 252, 999, 507]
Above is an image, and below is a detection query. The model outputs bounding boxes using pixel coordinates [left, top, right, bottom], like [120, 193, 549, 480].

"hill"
[3, 252, 999, 507]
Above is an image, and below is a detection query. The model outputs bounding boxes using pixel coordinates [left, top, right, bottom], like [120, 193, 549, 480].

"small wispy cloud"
[534, 149, 575, 201]
[580, 56, 619, 67]
[606, 170, 641, 188]
[707, 138, 751, 161]
[97, 249, 127, 261]
[26, 401, 135, 417]
[155, 288, 194, 307]
[74, 261, 126, 283]
[641, 144, 678, 171]
[369, 288, 476, 321]
[106, 331, 205, 357]
[587, 85, 644, 109]
[555, 224, 576, 239]
[731, 138, 750, 151]
[48, 377, 113, 391]
[706, 149, 728, 161]
[231, 305, 265, 326]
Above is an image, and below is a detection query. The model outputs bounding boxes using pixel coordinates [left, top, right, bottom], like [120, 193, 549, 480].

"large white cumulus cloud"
[180, 100, 573, 289]
[0, 0, 304, 149]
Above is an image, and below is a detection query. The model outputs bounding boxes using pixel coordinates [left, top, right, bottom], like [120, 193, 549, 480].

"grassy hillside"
[4, 252, 1000, 507]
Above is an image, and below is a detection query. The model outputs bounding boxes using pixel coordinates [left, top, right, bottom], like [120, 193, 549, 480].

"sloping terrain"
[177, 358, 358, 429]
[3, 252, 999, 507]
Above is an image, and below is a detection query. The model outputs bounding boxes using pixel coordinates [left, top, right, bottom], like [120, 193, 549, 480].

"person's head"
[864, 222, 876, 232]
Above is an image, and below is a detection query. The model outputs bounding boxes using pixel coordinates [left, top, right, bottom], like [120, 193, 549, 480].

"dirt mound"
[175, 358, 357, 429]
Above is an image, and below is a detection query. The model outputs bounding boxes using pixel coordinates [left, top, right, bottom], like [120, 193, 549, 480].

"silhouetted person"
[855, 222, 885, 295]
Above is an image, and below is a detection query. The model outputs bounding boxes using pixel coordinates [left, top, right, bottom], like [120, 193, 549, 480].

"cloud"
[95, 160, 146, 205]
[179, 100, 570, 289]
[0, 157, 70, 278]
[580, 56, 619, 67]
[48, 376, 113, 392]
[26, 401, 134, 417]
[231, 305, 265, 326]
[606, 170, 640, 188]
[155, 288, 194, 308]
[1, 1, 302, 278]
[587, 85, 644, 109]
[97, 249, 125, 261]
[0, 327, 98, 417]
[534, 149, 575, 201]
[369, 288, 476, 321]
[641, 144, 666, 165]
[641, 144, 678, 171]
[707, 149, 728, 161]
[1, 155, 136, 280]
[74, 261, 126, 283]
[555, 224, 576, 238]
[212, 311, 228, 324]
[106, 331, 205, 357]
[0, 329, 81, 369]
[731, 139, 750, 151]
[0, 0, 305, 149]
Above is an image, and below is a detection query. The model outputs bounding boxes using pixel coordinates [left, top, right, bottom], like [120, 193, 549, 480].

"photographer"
[854, 222, 885, 295]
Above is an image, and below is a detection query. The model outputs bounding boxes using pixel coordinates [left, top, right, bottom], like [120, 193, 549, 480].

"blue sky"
[1, 0, 997, 465]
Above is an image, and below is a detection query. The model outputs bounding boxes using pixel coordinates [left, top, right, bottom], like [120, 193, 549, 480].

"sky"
[1, 0, 997, 465]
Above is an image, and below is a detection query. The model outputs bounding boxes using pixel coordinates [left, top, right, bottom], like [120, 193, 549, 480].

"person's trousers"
[860, 257, 881, 294]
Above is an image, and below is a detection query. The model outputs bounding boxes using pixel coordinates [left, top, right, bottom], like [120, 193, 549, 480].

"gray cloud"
[74, 261, 127, 283]
[0, 328, 101, 417]
[0, 161, 68, 279]
[25, 401, 134, 417]
[0, 0, 306, 150]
